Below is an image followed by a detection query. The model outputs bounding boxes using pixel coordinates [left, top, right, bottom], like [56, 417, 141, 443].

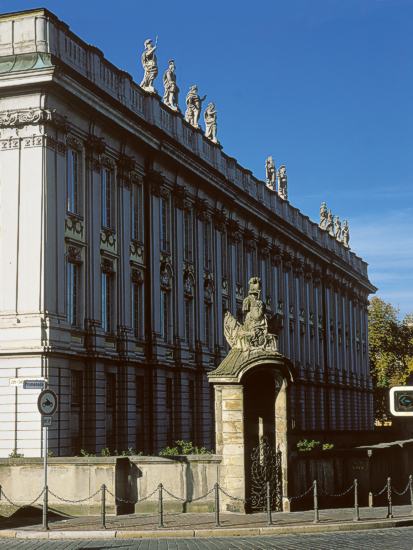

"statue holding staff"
[140, 37, 158, 93]
[277, 165, 288, 200]
[265, 156, 276, 190]
[342, 220, 350, 248]
[319, 201, 328, 229]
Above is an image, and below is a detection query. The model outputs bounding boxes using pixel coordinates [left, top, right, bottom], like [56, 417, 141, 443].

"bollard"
[353, 479, 360, 522]
[409, 475, 413, 516]
[42, 485, 48, 531]
[101, 484, 106, 529]
[158, 483, 165, 528]
[214, 483, 220, 527]
[0, 484, 2, 500]
[368, 491, 373, 508]
[313, 480, 319, 523]
[386, 477, 393, 519]
[266, 481, 273, 525]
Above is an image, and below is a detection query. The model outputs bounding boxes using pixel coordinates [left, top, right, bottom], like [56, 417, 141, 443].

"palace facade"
[0, 9, 376, 457]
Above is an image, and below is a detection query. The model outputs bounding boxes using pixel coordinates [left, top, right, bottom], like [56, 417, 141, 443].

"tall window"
[135, 375, 145, 452]
[67, 148, 80, 214]
[166, 378, 174, 445]
[205, 302, 212, 349]
[160, 196, 170, 252]
[101, 269, 113, 333]
[236, 240, 243, 284]
[131, 183, 143, 241]
[160, 289, 170, 342]
[221, 232, 228, 278]
[188, 379, 195, 441]
[204, 220, 212, 270]
[71, 370, 83, 454]
[184, 210, 193, 262]
[105, 372, 116, 450]
[101, 167, 113, 228]
[67, 261, 80, 326]
[132, 277, 143, 339]
[184, 297, 194, 346]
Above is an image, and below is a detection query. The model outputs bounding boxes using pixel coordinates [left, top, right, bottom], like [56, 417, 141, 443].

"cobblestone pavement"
[3, 505, 411, 531]
[0, 526, 412, 549]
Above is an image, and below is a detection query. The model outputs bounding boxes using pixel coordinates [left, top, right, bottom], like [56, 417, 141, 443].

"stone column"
[214, 384, 246, 512]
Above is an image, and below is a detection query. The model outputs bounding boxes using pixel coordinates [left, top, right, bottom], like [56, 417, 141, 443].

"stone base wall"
[0, 455, 222, 517]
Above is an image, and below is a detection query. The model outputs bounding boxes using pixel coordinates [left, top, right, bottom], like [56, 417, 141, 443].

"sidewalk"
[0, 505, 412, 539]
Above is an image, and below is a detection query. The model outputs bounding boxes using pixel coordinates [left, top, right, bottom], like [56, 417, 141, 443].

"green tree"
[368, 297, 413, 422]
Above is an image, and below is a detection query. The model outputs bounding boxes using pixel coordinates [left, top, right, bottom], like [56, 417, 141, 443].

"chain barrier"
[189, 486, 216, 502]
[105, 485, 159, 504]
[288, 484, 314, 502]
[48, 487, 101, 504]
[218, 485, 246, 503]
[372, 483, 388, 497]
[0, 488, 45, 508]
[161, 486, 186, 502]
[320, 482, 355, 498]
[392, 481, 411, 497]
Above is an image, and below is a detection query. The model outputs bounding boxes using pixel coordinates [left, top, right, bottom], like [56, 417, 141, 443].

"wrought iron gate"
[250, 437, 282, 511]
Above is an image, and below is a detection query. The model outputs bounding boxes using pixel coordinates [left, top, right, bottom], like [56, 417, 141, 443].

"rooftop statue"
[140, 38, 158, 93]
[334, 216, 342, 241]
[224, 277, 278, 353]
[204, 102, 219, 144]
[319, 201, 328, 229]
[342, 220, 350, 248]
[278, 165, 288, 200]
[163, 59, 179, 111]
[185, 85, 206, 129]
[325, 209, 334, 236]
[265, 156, 276, 190]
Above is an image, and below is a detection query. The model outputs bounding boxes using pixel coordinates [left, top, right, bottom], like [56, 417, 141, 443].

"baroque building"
[0, 9, 376, 457]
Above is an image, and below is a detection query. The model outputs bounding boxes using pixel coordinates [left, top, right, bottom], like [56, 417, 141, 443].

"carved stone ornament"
[265, 156, 276, 190]
[204, 274, 214, 303]
[67, 245, 82, 263]
[131, 269, 143, 285]
[160, 261, 173, 290]
[184, 269, 195, 297]
[277, 165, 288, 200]
[101, 257, 114, 274]
[0, 108, 56, 128]
[224, 277, 278, 353]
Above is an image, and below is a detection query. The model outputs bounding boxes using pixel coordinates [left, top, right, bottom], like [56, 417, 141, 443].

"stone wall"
[0, 455, 221, 516]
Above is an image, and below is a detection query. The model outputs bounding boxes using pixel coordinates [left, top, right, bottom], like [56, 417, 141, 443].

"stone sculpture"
[325, 210, 334, 236]
[140, 38, 158, 93]
[185, 85, 206, 129]
[265, 156, 276, 190]
[319, 202, 328, 229]
[342, 220, 350, 248]
[224, 277, 278, 353]
[204, 102, 218, 143]
[334, 216, 342, 241]
[163, 59, 179, 111]
[278, 165, 288, 200]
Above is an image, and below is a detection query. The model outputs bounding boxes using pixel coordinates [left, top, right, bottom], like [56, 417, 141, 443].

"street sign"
[390, 386, 413, 416]
[10, 377, 47, 388]
[41, 416, 52, 427]
[37, 389, 58, 416]
[23, 380, 46, 390]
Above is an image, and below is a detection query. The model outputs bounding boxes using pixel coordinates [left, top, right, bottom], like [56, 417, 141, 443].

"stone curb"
[1, 517, 413, 539]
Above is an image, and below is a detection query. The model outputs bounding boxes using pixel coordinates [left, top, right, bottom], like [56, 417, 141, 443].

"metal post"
[214, 483, 220, 527]
[158, 483, 164, 528]
[386, 477, 393, 519]
[353, 479, 360, 522]
[101, 484, 106, 529]
[266, 481, 273, 525]
[409, 475, 413, 516]
[313, 480, 319, 523]
[42, 425, 48, 530]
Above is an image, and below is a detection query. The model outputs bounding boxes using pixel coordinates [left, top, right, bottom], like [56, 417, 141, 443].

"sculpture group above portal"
[140, 38, 158, 93]
[224, 277, 278, 353]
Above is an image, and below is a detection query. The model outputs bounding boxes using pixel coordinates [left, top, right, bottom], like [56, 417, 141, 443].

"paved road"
[0, 526, 413, 549]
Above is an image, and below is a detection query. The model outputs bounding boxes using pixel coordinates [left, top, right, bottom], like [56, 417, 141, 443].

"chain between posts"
[48, 487, 101, 504]
[0, 487, 45, 508]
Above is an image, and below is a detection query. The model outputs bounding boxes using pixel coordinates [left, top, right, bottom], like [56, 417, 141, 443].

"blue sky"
[3, 0, 412, 316]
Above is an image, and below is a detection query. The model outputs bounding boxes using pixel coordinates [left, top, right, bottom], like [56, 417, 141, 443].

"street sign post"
[9, 377, 47, 388]
[389, 386, 413, 416]
[37, 389, 58, 530]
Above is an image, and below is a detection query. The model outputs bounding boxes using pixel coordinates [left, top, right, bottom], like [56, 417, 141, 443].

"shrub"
[322, 443, 334, 451]
[296, 439, 321, 452]
[159, 440, 213, 456]
[9, 450, 24, 458]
